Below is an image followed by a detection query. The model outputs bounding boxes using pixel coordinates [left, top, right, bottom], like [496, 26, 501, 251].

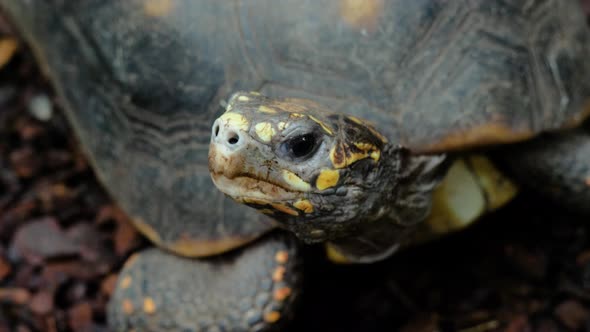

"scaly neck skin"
[325, 144, 449, 263]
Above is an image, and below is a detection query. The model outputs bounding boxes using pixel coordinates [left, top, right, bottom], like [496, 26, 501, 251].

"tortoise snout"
[209, 114, 252, 179]
[211, 117, 246, 150]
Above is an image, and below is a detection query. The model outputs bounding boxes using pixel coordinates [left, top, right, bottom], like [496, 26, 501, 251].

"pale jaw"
[210, 174, 300, 204]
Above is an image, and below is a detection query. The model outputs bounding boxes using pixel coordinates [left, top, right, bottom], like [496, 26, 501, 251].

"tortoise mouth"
[210, 173, 300, 203]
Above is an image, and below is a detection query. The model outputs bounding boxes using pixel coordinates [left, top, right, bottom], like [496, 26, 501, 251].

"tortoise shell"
[3, 0, 590, 256]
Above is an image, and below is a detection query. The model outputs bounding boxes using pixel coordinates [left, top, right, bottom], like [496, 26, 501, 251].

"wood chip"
[29, 290, 54, 315]
[100, 274, 118, 297]
[67, 302, 93, 331]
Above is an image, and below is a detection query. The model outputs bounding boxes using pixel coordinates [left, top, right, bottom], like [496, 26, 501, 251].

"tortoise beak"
[208, 114, 250, 179]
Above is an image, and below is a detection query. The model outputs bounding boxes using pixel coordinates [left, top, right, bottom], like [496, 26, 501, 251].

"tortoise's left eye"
[279, 133, 319, 161]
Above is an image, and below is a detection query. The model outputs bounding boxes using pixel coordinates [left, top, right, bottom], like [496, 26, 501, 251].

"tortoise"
[2, 0, 590, 331]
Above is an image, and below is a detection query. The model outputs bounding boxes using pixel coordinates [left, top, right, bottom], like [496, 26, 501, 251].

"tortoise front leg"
[107, 233, 301, 332]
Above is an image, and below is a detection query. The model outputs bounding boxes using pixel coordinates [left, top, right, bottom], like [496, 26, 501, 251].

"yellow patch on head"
[308, 115, 334, 135]
[353, 142, 375, 151]
[370, 150, 381, 161]
[275, 250, 289, 264]
[330, 145, 366, 168]
[316, 169, 340, 191]
[254, 122, 276, 142]
[330, 141, 381, 168]
[218, 112, 250, 132]
[293, 199, 314, 213]
[282, 170, 311, 192]
[271, 203, 299, 216]
[278, 121, 289, 131]
[122, 299, 134, 315]
[290, 113, 305, 119]
[342, 151, 368, 167]
[354, 142, 381, 162]
[258, 105, 277, 114]
[354, 142, 378, 152]
[273, 287, 292, 301]
[237, 95, 250, 102]
[143, 0, 174, 17]
[264, 311, 281, 323]
[143, 297, 156, 315]
[120, 276, 132, 289]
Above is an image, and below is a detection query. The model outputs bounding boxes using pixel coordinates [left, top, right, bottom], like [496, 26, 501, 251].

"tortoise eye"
[280, 134, 318, 160]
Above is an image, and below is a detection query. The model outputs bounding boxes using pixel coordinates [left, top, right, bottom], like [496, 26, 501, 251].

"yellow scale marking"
[308, 115, 334, 135]
[354, 142, 380, 161]
[293, 199, 314, 213]
[278, 121, 289, 131]
[254, 122, 276, 142]
[264, 311, 281, 323]
[282, 170, 311, 192]
[271, 203, 299, 216]
[272, 266, 287, 281]
[316, 169, 340, 191]
[258, 105, 277, 114]
[273, 287, 292, 301]
[275, 251, 289, 264]
[143, 297, 157, 315]
[122, 299, 134, 315]
[219, 112, 249, 132]
[330, 142, 381, 168]
[120, 276, 132, 289]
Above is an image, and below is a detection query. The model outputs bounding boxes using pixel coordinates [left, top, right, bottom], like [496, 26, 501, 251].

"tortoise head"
[209, 92, 447, 243]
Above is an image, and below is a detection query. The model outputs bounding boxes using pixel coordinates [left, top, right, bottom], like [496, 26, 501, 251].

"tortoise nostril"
[228, 132, 239, 145]
[214, 125, 220, 137]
